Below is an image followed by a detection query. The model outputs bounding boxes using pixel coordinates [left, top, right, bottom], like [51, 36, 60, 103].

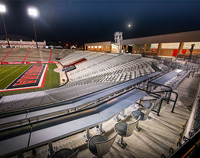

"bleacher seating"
[0, 48, 74, 63]
[64, 52, 155, 83]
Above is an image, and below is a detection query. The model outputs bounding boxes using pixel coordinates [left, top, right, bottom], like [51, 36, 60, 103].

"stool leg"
[120, 109, 126, 118]
[83, 128, 91, 141]
[96, 124, 105, 134]
[117, 136, 127, 148]
[114, 113, 121, 122]
[135, 121, 141, 131]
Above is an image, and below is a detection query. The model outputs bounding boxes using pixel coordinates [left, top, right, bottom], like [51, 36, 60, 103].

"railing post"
[171, 92, 178, 113]
[157, 98, 163, 116]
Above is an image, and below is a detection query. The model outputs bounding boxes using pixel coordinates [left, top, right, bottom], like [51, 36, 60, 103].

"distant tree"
[47, 41, 57, 46]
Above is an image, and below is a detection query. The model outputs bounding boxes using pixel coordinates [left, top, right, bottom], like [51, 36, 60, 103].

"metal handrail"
[169, 130, 200, 158]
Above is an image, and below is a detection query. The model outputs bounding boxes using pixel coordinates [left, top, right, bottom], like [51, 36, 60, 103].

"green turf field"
[0, 64, 60, 96]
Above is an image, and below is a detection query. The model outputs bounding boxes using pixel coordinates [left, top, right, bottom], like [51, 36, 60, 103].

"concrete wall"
[0, 40, 46, 48]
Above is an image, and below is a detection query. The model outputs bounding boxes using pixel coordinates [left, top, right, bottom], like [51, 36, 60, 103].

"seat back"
[96, 134, 117, 157]
[126, 119, 139, 137]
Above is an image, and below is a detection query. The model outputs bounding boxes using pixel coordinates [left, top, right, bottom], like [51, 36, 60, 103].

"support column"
[143, 44, 147, 52]
[157, 43, 162, 56]
[110, 44, 112, 52]
[84, 45, 86, 51]
[125, 45, 128, 53]
[120, 45, 122, 53]
[105, 46, 108, 52]
[177, 42, 184, 56]
[132, 44, 135, 54]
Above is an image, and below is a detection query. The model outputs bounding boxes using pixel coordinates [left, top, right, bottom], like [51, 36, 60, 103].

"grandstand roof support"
[177, 42, 184, 56]
[132, 44, 135, 54]
[157, 43, 162, 56]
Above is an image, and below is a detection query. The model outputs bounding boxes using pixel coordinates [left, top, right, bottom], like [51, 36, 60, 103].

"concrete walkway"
[54, 63, 67, 86]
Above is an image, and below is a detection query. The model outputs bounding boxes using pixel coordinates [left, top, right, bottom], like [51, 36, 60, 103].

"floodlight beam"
[28, 7, 39, 48]
[0, 4, 10, 48]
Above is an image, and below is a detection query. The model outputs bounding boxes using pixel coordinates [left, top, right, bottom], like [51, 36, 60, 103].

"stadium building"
[85, 30, 200, 57]
[0, 34, 46, 48]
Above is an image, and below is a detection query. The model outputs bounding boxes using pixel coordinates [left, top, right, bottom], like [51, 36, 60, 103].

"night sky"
[1, 0, 200, 46]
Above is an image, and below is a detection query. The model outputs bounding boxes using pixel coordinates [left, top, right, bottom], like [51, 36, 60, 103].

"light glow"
[88, 46, 90, 48]
[99, 46, 102, 48]
[128, 24, 131, 28]
[28, 7, 39, 18]
[91, 46, 93, 48]
[95, 46, 97, 48]
[0, 4, 6, 13]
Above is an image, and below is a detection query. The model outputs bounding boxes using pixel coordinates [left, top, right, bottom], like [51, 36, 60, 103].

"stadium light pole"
[0, 4, 10, 48]
[28, 7, 39, 48]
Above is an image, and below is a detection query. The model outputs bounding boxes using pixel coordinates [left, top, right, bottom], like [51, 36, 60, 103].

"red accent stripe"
[1, 61, 59, 65]
[1, 48, 13, 62]
[41, 64, 48, 87]
[63, 58, 87, 68]
[49, 49, 53, 61]
[22, 48, 31, 63]
[0, 43, 45, 46]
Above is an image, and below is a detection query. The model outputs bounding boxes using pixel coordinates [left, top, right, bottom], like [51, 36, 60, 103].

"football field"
[0, 64, 60, 96]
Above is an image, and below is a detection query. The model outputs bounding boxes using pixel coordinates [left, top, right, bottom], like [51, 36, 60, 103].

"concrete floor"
[22, 73, 200, 158]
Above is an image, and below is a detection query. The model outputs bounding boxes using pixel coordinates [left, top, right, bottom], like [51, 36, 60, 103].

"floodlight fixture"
[28, 7, 39, 18]
[0, 4, 6, 13]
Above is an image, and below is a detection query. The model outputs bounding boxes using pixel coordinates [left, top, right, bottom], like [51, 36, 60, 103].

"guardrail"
[165, 130, 200, 158]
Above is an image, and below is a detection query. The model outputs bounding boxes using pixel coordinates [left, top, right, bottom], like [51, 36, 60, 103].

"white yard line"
[0, 66, 27, 82]
[0, 66, 14, 75]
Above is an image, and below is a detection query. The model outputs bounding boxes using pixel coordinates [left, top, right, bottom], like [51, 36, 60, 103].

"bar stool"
[88, 134, 117, 157]
[131, 103, 154, 131]
[114, 119, 139, 148]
